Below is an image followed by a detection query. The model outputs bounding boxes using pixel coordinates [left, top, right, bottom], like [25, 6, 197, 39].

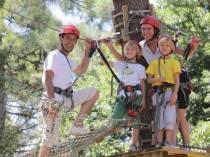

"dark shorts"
[177, 89, 190, 109]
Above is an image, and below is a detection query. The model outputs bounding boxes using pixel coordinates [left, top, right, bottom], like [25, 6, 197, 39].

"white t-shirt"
[113, 61, 146, 86]
[139, 40, 160, 64]
[42, 49, 78, 89]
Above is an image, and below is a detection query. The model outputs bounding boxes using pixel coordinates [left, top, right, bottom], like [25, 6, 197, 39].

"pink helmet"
[140, 16, 160, 30]
[59, 25, 80, 38]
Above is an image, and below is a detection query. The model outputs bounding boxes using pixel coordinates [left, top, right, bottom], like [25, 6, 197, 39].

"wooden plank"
[122, 5, 128, 28]
[107, 146, 210, 157]
[161, 146, 210, 157]
[112, 11, 123, 19]
[170, 155, 187, 157]
[122, 5, 129, 41]
[114, 22, 124, 29]
[112, 10, 117, 32]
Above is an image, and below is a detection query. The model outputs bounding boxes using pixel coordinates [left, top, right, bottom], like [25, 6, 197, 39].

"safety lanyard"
[59, 50, 75, 109]
[158, 57, 162, 77]
[60, 50, 72, 69]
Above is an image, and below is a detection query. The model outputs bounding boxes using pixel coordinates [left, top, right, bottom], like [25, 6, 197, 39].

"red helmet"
[140, 16, 160, 30]
[59, 25, 80, 38]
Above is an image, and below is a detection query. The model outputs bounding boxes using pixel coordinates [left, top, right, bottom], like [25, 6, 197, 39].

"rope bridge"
[48, 120, 153, 157]
[13, 98, 208, 157]
[18, 98, 153, 157]
[41, 98, 152, 157]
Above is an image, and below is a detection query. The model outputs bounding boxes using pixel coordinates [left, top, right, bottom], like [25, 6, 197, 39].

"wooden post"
[122, 5, 130, 42]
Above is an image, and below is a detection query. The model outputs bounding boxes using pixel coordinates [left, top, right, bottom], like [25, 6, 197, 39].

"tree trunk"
[112, 0, 152, 43]
[0, 90, 6, 143]
[112, 0, 155, 149]
[0, 51, 6, 142]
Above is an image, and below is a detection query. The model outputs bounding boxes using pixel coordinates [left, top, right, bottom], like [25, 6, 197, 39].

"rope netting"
[19, 122, 152, 157]
[12, 98, 153, 157]
[13, 97, 208, 157]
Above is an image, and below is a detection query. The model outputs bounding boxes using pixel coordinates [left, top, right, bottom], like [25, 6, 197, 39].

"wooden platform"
[107, 146, 210, 157]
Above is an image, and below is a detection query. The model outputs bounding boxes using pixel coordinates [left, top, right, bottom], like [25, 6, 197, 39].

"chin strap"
[60, 41, 71, 54]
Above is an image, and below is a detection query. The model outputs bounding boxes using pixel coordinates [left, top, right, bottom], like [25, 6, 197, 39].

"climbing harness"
[120, 84, 142, 117]
[153, 57, 174, 137]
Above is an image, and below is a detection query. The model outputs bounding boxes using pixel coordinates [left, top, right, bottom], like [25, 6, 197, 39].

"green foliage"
[0, 120, 21, 156]
[56, 0, 113, 30]
[0, 0, 5, 7]
[0, 0, 59, 154]
[190, 121, 210, 147]
[0, 0, 210, 155]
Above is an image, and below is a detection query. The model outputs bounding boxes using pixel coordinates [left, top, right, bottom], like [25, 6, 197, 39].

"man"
[39, 25, 99, 157]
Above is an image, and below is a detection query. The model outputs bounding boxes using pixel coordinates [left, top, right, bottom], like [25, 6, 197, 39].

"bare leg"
[157, 129, 164, 145]
[165, 129, 173, 145]
[74, 91, 99, 126]
[39, 146, 50, 157]
[178, 109, 189, 145]
[172, 123, 178, 145]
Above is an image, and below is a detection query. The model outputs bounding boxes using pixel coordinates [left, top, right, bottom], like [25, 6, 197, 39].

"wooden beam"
[112, 11, 123, 19]
[122, 5, 129, 41]
[122, 5, 128, 28]
[114, 22, 124, 29]
[107, 146, 210, 157]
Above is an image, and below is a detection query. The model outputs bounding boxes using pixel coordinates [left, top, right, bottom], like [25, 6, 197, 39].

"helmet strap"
[146, 29, 159, 42]
[153, 29, 160, 38]
[59, 37, 70, 55]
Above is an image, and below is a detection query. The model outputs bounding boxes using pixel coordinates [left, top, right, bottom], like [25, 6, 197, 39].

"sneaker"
[70, 125, 88, 136]
[164, 142, 171, 147]
[155, 144, 162, 148]
[129, 144, 140, 152]
[183, 144, 190, 151]
[164, 142, 176, 148]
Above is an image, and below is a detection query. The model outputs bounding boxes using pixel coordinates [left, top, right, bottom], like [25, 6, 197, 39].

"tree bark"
[112, 0, 152, 42]
[0, 64, 6, 142]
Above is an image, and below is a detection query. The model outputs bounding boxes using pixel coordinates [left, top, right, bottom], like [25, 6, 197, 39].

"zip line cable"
[1, 7, 59, 32]
[2, 6, 208, 44]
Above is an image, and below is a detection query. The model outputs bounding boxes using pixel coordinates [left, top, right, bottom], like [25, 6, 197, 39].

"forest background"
[0, 0, 209, 156]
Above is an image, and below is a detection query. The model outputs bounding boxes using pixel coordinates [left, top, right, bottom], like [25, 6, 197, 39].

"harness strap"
[158, 57, 161, 76]
[184, 43, 192, 60]
[152, 83, 173, 94]
[54, 86, 74, 109]
[155, 88, 166, 131]
[122, 84, 141, 92]
[118, 85, 142, 117]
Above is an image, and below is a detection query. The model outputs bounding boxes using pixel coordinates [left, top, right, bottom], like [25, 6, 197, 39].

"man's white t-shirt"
[113, 61, 146, 86]
[42, 49, 78, 89]
[139, 40, 160, 64]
